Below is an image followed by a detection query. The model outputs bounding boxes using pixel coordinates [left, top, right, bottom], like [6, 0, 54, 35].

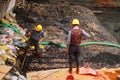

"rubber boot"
[68, 62, 72, 73]
[76, 63, 80, 74]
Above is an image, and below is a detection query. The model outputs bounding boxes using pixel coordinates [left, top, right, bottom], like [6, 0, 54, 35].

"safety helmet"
[72, 19, 80, 25]
[35, 25, 42, 31]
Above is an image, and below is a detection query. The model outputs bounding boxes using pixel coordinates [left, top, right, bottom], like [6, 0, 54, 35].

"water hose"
[80, 42, 120, 49]
[39, 42, 120, 49]
[0, 23, 19, 34]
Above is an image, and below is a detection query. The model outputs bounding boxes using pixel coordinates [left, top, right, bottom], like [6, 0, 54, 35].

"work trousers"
[26, 38, 39, 54]
[68, 46, 81, 64]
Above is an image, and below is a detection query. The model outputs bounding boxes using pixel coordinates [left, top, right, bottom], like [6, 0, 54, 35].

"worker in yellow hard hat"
[66, 19, 90, 74]
[24, 24, 44, 55]
[20, 24, 44, 74]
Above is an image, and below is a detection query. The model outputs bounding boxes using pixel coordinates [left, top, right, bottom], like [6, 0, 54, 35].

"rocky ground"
[94, 7, 120, 43]
[14, 0, 120, 72]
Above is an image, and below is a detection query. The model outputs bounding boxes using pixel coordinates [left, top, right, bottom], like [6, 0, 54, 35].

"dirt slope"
[14, 1, 120, 69]
[15, 0, 119, 50]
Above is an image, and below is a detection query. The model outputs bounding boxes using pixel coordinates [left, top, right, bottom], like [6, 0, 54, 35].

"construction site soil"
[14, 0, 120, 72]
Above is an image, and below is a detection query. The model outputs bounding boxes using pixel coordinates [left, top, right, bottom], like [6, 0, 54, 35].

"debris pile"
[0, 0, 29, 79]
[0, 10, 26, 65]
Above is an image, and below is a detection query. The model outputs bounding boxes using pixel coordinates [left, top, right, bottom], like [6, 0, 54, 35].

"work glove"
[66, 48, 69, 53]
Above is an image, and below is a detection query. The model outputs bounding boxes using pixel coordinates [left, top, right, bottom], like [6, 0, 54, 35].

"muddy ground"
[14, 0, 120, 72]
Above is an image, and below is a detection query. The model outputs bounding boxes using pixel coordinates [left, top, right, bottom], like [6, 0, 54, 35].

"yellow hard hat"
[72, 19, 80, 25]
[35, 25, 42, 31]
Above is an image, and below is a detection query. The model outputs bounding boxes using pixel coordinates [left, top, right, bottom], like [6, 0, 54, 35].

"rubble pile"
[0, 10, 28, 79]
[14, 0, 120, 53]
[0, 10, 27, 64]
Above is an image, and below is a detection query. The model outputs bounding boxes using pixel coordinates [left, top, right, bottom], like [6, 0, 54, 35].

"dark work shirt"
[30, 30, 44, 41]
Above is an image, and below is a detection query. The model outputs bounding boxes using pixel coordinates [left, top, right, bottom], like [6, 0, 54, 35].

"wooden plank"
[0, 65, 12, 80]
